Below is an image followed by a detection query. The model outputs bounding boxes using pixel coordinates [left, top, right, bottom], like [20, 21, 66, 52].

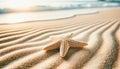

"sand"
[0, 9, 120, 69]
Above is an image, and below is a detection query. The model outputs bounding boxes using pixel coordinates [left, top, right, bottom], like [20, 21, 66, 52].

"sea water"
[0, 1, 120, 24]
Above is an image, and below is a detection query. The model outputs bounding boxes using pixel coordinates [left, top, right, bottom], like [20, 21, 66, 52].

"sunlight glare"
[3, 0, 35, 10]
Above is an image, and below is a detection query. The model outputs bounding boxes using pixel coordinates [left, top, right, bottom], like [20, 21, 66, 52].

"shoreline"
[0, 7, 120, 25]
[0, 11, 98, 25]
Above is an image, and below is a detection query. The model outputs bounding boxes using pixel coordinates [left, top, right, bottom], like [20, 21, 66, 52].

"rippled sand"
[0, 9, 120, 69]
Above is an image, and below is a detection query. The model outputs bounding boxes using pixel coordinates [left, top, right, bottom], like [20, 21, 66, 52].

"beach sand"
[0, 9, 120, 69]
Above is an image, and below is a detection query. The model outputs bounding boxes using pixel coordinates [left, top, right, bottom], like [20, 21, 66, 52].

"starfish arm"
[50, 33, 73, 42]
[68, 39, 88, 48]
[66, 33, 73, 38]
[60, 39, 70, 57]
[43, 40, 60, 51]
[50, 36, 62, 42]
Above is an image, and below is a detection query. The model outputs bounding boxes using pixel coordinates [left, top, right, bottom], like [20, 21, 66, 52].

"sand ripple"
[0, 10, 120, 69]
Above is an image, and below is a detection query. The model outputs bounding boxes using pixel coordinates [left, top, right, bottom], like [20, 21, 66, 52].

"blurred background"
[0, 0, 120, 24]
[0, 0, 120, 13]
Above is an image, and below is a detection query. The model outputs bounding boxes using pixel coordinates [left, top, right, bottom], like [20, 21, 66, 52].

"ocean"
[0, 1, 120, 24]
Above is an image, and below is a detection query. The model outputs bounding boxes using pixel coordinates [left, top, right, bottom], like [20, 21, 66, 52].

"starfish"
[43, 33, 88, 57]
